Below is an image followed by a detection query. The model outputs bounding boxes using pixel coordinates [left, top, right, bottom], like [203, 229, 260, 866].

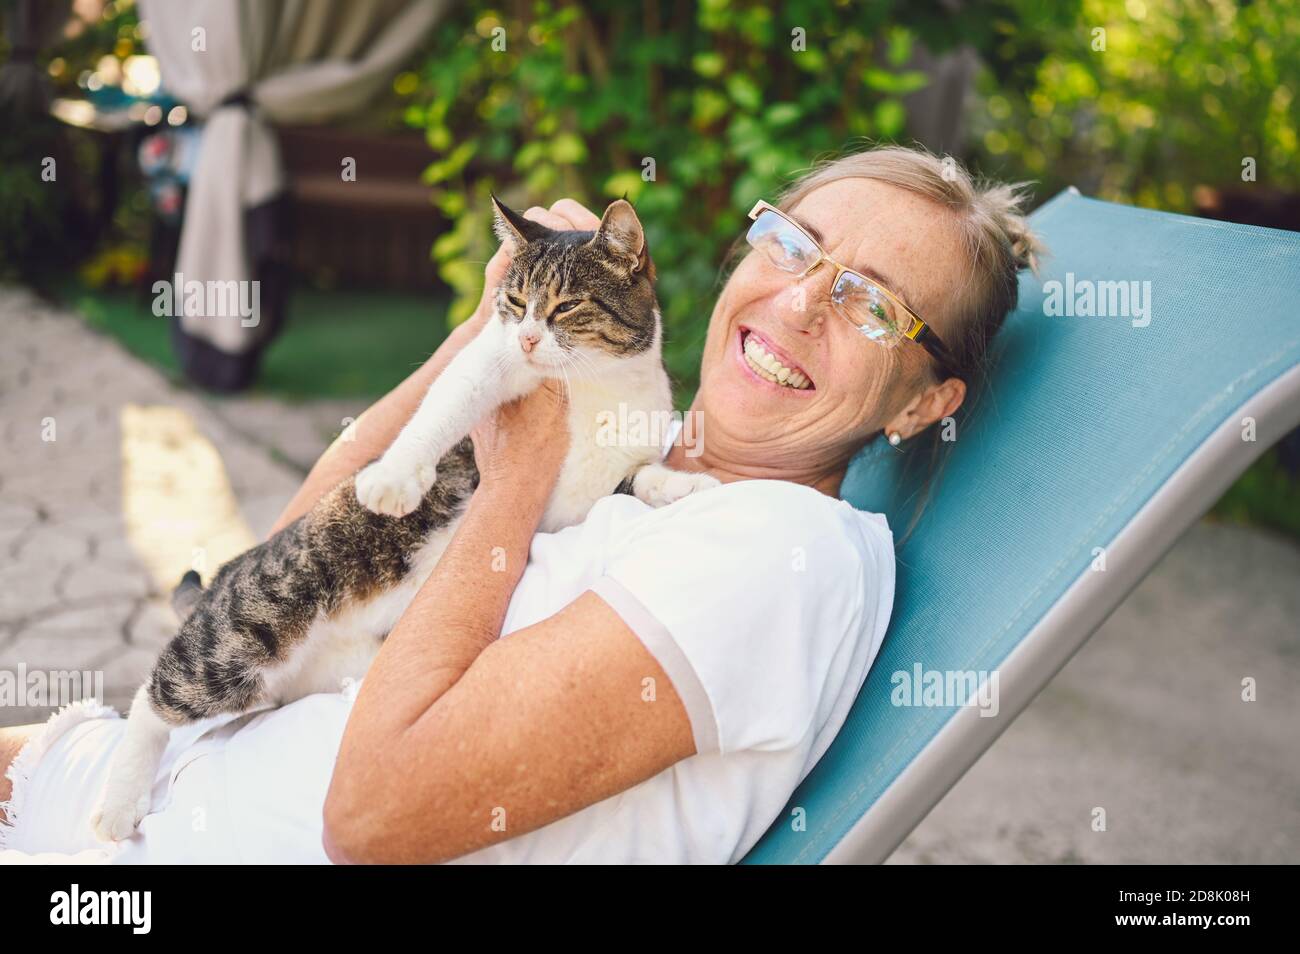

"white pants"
[0, 691, 354, 864]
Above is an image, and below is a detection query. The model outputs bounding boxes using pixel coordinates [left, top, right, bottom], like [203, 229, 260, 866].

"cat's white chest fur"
[542, 349, 672, 530]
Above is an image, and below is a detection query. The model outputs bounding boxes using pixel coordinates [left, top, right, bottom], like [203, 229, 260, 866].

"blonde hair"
[776, 144, 1045, 386]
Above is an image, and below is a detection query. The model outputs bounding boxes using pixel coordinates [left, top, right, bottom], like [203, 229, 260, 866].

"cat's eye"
[553, 299, 582, 316]
[504, 293, 527, 311]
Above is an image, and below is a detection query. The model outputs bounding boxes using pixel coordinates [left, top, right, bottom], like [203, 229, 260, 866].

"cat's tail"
[171, 570, 203, 621]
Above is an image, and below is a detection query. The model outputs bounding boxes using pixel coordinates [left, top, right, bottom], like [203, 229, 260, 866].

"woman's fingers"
[481, 245, 511, 290]
[470, 380, 570, 488]
[518, 200, 602, 232]
[523, 206, 572, 231]
[549, 198, 602, 231]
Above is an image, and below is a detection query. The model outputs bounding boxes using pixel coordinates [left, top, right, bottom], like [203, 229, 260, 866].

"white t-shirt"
[1, 478, 893, 866]
[455, 478, 895, 864]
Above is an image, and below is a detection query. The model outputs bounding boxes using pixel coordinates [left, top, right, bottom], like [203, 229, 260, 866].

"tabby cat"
[92, 197, 716, 841]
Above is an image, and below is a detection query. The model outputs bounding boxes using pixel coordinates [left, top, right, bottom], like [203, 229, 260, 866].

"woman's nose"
[776, 281, 825, 335]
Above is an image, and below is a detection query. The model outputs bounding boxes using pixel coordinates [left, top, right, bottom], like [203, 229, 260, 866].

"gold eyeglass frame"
[746, 200, 954, 374]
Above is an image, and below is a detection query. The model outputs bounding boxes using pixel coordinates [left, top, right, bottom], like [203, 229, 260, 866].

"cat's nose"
[519, 328, 542, 353]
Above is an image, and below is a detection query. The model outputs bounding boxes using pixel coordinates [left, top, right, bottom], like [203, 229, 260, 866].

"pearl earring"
[888, 432, 902, 447]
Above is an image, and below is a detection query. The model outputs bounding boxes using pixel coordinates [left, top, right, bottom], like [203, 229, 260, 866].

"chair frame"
[824, 362, 1300, 863]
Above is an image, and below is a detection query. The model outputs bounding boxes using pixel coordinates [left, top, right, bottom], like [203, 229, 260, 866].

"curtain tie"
[218, 88, 254, 110]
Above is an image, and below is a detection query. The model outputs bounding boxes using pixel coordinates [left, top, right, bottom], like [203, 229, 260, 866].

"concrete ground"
[891, 519, 1300, 864]
[2, 287, 1297, 863]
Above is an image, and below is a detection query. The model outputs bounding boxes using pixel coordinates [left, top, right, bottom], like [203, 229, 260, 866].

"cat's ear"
[491, 194, 553, 250]
[593, 199, 651, 275]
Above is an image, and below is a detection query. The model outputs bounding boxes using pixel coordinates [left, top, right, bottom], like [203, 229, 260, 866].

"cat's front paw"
[356, 457, 437, 518]
[91, 783, 152, 842]
[633, 466, 721, 508]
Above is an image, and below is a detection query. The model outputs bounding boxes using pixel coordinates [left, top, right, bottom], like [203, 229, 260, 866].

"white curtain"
[139, 0, 449, 354]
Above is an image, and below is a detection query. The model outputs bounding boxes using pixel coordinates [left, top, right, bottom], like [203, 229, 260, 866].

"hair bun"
[978, 181, 1045, 275]
[1006, 218, 1045, 274]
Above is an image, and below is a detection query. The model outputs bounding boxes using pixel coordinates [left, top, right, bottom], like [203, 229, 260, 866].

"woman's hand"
[469, 380, 570, 500]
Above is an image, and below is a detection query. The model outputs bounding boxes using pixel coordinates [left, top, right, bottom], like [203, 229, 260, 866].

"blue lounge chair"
[742, 189, 1300, 864]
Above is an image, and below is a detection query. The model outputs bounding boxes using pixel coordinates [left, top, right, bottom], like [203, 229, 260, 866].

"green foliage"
[0, 0, 144, 287]
[1211, 448, 1300, 540]
[970, 0, 1300, 211]
[405, 0, 1040, 399]
[0, 115, 82, 287]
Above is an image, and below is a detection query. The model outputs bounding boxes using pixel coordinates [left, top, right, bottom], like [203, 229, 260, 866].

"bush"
[0, 0, 144, 288]
[969, 0, 1300, 211]
[0, 114, 88, 287]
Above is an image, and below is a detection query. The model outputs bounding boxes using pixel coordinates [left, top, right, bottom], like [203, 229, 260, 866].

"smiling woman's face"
[695, 177, 970, 483]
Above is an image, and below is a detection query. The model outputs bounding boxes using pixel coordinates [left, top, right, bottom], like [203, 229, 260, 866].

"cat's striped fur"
[150, 438, 477, 722]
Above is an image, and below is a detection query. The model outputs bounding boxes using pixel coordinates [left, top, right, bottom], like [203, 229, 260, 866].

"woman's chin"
[709, 363, 806, 428]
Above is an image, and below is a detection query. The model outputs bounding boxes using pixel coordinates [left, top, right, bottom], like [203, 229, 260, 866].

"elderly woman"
[0, 146, 1041, 864]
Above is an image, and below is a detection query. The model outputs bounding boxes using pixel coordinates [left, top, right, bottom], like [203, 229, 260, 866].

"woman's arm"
[324, 590, 696, 864]
[322, 383, 696, 865]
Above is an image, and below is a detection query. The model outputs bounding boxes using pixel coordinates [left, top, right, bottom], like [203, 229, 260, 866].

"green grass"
[70, 284, 450, 400]
[1209, 449, 1300, 541]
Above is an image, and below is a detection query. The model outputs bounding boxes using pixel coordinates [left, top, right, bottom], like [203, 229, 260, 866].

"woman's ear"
[886, 376, 966, 440]
[491, 194, 555, 250]
[933, 376, 967, 424]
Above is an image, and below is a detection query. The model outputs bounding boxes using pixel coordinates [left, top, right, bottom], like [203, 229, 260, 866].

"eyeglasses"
[745, 200, 954, 375]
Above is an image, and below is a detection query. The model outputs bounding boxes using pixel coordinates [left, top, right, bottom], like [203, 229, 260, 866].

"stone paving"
[0, 286, 361, 724]
[1, 285, 1297, 862]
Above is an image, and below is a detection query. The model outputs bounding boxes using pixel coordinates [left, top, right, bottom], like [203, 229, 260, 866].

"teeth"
[743, 334, 812, 390]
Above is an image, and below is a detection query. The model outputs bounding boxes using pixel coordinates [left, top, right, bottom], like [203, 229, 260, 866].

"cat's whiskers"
[562, 347, 601, 385]
[556, 359, 576, 402]
[557, 352, 598, 397]
[485, 347, 515, 382]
